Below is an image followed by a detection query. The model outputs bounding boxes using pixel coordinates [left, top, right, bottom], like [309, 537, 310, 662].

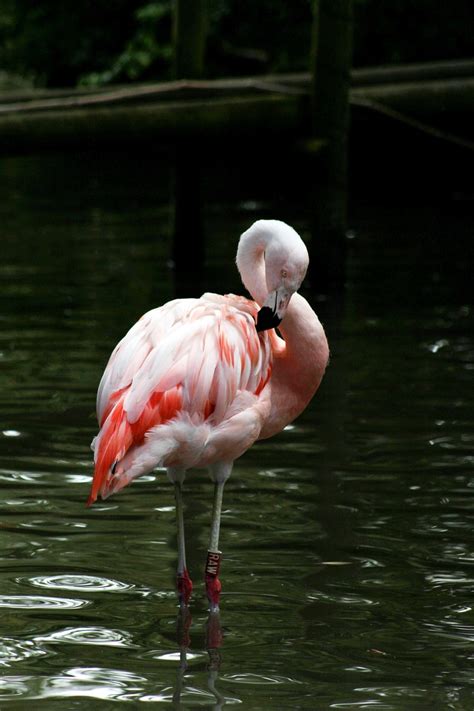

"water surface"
[1, 151, 473, 709]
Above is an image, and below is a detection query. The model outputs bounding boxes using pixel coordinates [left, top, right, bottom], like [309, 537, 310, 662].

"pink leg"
[173, 480, 193, 607]
[205, 478, 226, 611]
[177, 567, 193, 607]
[205, 550, 222, 611]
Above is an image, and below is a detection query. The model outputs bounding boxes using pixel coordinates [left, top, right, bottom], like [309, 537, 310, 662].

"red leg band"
[205, 551, 222, 578]
[177, 568, 193, 606]
[205, 551, 222, 608]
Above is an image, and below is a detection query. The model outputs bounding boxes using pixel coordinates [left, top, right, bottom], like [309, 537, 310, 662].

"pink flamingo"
[88, 220, 329, 610]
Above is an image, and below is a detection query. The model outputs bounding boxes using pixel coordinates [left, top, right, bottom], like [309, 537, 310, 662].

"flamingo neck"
[236, 226, 269, 306]
[236, 221, 329, 440]
[260, 293, 329, 439]
[279, 293, 324, 361]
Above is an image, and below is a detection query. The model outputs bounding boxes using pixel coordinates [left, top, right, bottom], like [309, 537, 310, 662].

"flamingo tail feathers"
[87, 401, 133, 506]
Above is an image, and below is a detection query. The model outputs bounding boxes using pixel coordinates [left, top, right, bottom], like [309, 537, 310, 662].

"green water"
[1, 151, 473, 709]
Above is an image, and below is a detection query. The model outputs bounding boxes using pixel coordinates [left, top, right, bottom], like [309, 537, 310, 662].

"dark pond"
[1, 147, 473, 709]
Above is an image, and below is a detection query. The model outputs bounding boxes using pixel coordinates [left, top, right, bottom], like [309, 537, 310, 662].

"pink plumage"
[89, 294, 275, 504]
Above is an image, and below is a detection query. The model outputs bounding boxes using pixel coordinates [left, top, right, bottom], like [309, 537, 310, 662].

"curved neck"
[236, 227, 269, 305]
[279, 293, 322, 358]
[260, 292, 329, 439]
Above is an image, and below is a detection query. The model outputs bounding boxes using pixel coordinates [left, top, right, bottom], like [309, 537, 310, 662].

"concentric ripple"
[0, 595, 89, 610]
[26, 574, 132, 593]
[35, 626, 135, 648]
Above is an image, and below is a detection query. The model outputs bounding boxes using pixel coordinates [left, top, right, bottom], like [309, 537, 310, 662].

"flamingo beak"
[256, 289, 291, 332]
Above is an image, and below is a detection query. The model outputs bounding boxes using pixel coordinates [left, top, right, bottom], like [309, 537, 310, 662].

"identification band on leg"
[205, 550, 222, 578]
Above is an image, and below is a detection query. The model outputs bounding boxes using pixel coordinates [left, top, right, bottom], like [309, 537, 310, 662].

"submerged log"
[352, 78, 474, 119]
[2, 58, 472, 106]
[0, 94, 306, 153]
[0, 61, 472, 154]
[351, 59, 474, 87]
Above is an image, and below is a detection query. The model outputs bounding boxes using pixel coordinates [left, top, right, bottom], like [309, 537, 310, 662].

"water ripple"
[0, 639, 48, 667]
[307, 591, 378, 606]
[0, 678, 30, 699]
[35, 626, 136, 648]
[223, 672, 302, 686]
[26, 574, 135, 593]
[0, 595, 89, 610]
[0, 667, 148, 702]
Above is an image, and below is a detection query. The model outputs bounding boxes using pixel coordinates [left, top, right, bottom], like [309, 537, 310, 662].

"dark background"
[0, 0, 473, 88]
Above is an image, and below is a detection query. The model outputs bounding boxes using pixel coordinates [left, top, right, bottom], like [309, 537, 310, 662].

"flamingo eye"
[281, 269, 288, 278]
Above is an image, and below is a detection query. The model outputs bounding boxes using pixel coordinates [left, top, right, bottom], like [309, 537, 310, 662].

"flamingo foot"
[177, 568, 193, 607]
[206, 575, 222, 612]
[205, 551, 222, 611]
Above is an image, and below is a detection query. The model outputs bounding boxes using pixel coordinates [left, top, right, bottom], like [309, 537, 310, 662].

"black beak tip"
[256, 306, 282, 332]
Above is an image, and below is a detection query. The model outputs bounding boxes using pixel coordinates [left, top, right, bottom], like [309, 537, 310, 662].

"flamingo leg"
[172, 478, 193, 607]
[206, 462, 233, 611]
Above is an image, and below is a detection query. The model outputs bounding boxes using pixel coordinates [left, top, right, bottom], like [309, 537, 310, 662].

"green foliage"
[0, 0, 142, 86]
[0, 0, 472, 88]
[79, 2, 172, 87]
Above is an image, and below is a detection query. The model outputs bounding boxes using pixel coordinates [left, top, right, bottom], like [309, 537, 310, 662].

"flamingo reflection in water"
[173, 609, 225, 709]
[87, 220, 329, 610]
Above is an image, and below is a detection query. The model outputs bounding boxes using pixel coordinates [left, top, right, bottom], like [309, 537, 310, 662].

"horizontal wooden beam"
[0, 59, 472, 155]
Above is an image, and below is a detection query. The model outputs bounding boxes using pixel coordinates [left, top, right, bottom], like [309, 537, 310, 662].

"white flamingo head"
[238, 219, 308, 332]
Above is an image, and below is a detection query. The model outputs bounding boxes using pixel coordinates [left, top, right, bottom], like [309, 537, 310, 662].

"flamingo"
[87, 219, 329, 611]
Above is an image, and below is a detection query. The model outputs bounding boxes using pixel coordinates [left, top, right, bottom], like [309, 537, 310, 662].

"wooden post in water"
[309, 0, 354, 291]
[173, 0, 207, 80]
[172, 0, 207, 295]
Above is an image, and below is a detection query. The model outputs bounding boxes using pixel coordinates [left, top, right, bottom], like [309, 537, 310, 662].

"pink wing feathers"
[88, 293, 274, 504]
